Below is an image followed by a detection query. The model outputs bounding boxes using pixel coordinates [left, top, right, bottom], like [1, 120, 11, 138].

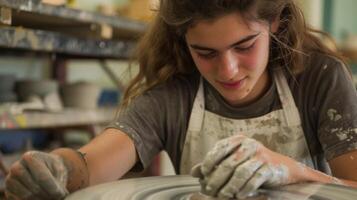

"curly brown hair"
[121, 0, 343, 107]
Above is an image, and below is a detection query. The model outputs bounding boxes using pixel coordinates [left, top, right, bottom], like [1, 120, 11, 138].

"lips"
[217, 78, 246, 89]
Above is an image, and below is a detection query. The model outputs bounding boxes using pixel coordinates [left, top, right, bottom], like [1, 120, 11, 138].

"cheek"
[241, 56, 259, 71]
[242, 44, 269, 72]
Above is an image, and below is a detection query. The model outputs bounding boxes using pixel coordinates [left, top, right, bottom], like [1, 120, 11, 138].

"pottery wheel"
[65, 175, 357, 200]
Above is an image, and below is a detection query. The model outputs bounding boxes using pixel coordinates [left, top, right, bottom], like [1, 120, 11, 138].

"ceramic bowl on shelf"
[61, 82, 101, 109]
[0, 74, 16, 93]
[15, 79, 59, 102]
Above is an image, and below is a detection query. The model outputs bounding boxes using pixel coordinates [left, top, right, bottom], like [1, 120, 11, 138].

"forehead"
[185, 12, 265, 47]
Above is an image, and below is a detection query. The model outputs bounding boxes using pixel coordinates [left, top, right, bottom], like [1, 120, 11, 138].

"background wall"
[324, 0, 357, 73]
[73, 0, 128, 12]
[297, 0, 324, 29]
[1, 0, 357, 87]
[67, 59, 136, 88]
[328, 0, 357, 43]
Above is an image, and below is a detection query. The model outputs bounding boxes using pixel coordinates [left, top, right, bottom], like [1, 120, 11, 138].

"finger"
[191, 163, 204, 178]
[217, 159, 263, 199]
[8, 160, 48, 199]
[201, 135, 245, 176]
[198, 178, 210, 196]
[5, 178, 34, 200]
[205, 139, 259, 197]
[44, 154, 69, 189]
[23, 152, 69, 198]
[204, 154, 245, 196]
[236, 164, 272, 199]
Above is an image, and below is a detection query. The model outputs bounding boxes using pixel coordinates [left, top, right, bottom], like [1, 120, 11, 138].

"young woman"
[5, 0, 357, 199]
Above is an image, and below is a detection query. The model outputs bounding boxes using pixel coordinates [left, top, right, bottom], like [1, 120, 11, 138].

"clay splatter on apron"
[256, 118, 282, 128]
[180, 70, 315, 174]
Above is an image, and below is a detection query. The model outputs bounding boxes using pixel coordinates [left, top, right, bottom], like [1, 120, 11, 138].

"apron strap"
[187, 77, 205, 132]
[273, 69, 301, 126]
[190, 72, 301, 129]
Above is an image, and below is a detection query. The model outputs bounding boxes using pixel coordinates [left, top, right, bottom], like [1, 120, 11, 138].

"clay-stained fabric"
[180, 69, 314, 174]
[107, 52, 357, 174]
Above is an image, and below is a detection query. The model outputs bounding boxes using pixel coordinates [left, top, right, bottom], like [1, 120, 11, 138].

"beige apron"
[180, 69, 314, 174]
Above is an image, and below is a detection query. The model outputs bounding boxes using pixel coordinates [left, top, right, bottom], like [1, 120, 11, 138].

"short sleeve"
[106, 91, 166, 170]
[316, 60, 357, 161]
[105, 74, 199, 172]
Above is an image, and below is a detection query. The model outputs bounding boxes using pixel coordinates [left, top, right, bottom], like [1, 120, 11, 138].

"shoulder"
[126, 72, 200, 115]
[299, 52, 349, 81]
[289, 52, 351, 92]
[145, 72, 200, 101]
[285, 51, 354, 124]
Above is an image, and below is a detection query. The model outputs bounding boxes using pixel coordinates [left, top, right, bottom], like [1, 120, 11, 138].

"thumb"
[191, 163, 204, 178]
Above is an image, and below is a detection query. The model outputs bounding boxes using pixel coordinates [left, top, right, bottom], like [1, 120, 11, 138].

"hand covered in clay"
[5, 151, 69, 200]
[191, 135, 295, 199]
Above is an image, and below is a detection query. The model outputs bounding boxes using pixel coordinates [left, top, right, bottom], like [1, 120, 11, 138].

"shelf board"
[0, 107, 116, 129]
[0, 26, 135, 58]
[0, 0, 147, 40]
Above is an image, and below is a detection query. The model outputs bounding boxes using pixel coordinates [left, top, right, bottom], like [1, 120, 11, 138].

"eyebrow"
[189, 32, 260, 51]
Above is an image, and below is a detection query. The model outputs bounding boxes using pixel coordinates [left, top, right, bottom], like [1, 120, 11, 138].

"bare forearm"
[79, 128, 137, 185]
[291, 162, 357, 188]
[51, 148, 89, 193]
[291, 150, 357, 188]
[51, 129, 137, 193]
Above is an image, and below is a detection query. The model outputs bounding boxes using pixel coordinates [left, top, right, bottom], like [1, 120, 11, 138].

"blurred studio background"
[0, 0, 356, 192]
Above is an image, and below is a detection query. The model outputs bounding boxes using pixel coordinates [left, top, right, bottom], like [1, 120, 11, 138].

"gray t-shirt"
[107, 52, 357, 174]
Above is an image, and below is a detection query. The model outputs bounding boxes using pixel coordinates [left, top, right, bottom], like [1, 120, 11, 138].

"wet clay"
[197, 137, 290, 199]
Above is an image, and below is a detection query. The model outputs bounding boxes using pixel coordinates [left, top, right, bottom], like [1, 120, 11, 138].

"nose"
[217, 51, 239, 81]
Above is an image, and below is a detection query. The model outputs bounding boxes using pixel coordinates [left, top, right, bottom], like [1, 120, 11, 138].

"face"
[185, 12, 277, 106]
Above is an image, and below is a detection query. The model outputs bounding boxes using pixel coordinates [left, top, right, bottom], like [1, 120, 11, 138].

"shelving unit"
[0, 0, 146, 58]
[0, 107, 117, 130]
[0, 1, 145, 132]
[0, 26, 136, 58]
[0, 0, 146, 40]
[0, 2, 147, 188]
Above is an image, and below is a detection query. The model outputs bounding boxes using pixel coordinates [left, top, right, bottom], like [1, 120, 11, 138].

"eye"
[196, 51, 218, 59]
[234, 42, 256, 52]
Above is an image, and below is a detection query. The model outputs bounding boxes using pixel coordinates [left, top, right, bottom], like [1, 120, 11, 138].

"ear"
[270, 15, 280, 33]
